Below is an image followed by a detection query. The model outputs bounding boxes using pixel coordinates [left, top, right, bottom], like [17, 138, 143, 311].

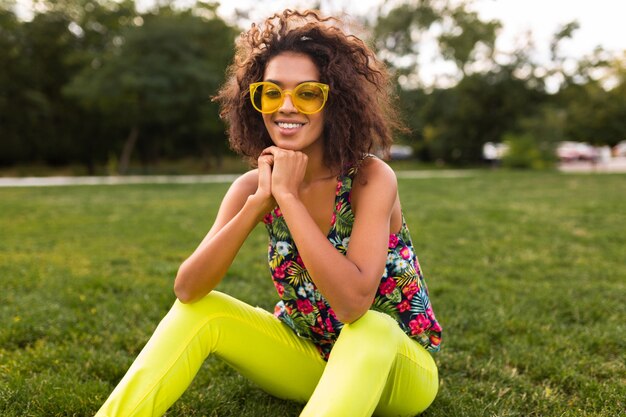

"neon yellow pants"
[96, 291, 438, 417]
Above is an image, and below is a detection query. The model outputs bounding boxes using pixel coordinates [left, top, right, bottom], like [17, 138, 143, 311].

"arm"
[267, 148, 397, 323]
[174, 156, 275, 303]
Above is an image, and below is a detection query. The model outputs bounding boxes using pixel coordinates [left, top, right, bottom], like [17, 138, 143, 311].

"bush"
[501, 133, 557, 169]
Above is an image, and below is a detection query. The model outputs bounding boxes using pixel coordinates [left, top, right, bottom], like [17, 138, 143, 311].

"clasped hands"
[254, 146, 308, 213]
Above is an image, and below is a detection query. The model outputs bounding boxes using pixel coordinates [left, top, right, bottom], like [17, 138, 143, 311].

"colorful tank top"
[263, 165, 442, 360]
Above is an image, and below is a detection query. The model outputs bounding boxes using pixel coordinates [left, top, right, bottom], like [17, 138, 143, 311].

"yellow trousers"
[96, 291, 438, 417]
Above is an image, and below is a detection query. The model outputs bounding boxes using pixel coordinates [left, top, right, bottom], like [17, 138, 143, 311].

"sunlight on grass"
[1, 171, 624, 416]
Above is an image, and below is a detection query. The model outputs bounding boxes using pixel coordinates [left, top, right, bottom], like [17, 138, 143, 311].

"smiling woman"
[95, 9, 442, 417]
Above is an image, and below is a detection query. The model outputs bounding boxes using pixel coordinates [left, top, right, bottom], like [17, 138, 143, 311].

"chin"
[269, 135, 302, 150]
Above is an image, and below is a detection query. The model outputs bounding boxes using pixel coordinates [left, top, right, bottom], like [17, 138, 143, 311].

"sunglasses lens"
[294, 83, 326, 113]
[251, 83, 282, 113]
[251, 82, 327, 114]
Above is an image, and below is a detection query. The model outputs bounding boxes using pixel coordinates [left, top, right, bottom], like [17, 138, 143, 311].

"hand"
[250, 153, 277, 216]
[261, 146, 308, 201]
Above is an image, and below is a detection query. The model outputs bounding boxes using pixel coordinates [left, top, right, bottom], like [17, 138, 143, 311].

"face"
[261, 52, 325, 153]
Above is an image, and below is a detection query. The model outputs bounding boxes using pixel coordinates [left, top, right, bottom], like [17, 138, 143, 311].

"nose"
[278, 92, 298, 113]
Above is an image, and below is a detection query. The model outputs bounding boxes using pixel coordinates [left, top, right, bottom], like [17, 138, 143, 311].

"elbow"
[173, 264, 195, 304]
[173, 280, 193, 304]
[174, 282, 194, 304]
[335, 311, 361, 324]
[333, 295, 372, 324]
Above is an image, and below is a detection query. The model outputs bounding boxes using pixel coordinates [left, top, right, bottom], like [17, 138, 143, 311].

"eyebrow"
[264, 79, 320, 86]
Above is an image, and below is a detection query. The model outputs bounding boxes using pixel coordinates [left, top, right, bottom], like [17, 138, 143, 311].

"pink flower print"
[330, 212, 336, 226]
[296, 299, 314, 315]
[402, 281, 419, 300]
[274, 207, 282, 217]
[400, 246, 411, 260]
[335, 181, 343, 195]
[336, 201, 343, 211]
[425, 306, 435, 320]
[328, 308, 337, 319]
[397, 300, 411, 312]
[417, 314, 430, 328]
[325, 317, 334, 332]
[274, 304, 282, 315]
[431, 321, 442, 333]
[409, 320, 421, 335]
[296, 254, 305, 267]
[273, 265, 286, 279]
[317, 301, 326, 311]
[389, 235, 399, 248]
[263, 213, 273, 224]
[273, 281, 285, 297]
[409, 314, 431, 335]
[379, 278, 396, 295]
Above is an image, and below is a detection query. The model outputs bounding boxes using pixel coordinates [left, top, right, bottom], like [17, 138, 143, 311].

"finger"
[261, 146, 280, 156]
[258, 154, 274, 166]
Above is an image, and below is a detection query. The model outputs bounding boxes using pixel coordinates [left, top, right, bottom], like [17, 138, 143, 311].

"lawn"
[0, 170, 624, 416]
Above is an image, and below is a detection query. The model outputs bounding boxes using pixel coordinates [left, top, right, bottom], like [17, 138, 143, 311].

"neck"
[301, 139, 336, 184]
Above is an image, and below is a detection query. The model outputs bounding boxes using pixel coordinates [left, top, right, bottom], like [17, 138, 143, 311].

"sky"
[13, 0, 626, 87]
[222, 0, 625, 59]
[197, 0, 625, 89]
[14, 0, 625, 59]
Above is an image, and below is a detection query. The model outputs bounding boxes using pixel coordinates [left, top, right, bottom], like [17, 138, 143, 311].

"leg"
[300, 310, 438, 417]
[96, 291, 325, 417]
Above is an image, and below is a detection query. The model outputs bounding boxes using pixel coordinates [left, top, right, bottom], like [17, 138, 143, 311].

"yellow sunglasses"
[249, 81, 330, 114]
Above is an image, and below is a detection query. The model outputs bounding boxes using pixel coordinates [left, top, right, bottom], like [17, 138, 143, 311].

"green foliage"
[559, 74, 626, 147]
[1, 172, 625, 416]
[411, 68, 544, 164]
[2, 0, 626, 169]
[0, 1, 237, 172]
[64, 4, 237, 172]
[373, 0, 500, 77]
[374, 1, 625, 165]
[501, 105, 562, 169]
[501, 133, 554, 169]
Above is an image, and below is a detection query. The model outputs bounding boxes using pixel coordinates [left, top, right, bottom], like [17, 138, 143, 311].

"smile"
[276, 122, 305, 129]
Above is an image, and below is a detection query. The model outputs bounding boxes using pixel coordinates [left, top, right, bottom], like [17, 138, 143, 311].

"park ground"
[0, 169, 624, 416]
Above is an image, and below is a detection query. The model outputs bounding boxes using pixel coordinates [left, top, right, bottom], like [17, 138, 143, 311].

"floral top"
[263, 164, 442, 360]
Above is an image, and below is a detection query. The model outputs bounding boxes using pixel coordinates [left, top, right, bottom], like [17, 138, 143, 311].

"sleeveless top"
[263, 165, 442, 360]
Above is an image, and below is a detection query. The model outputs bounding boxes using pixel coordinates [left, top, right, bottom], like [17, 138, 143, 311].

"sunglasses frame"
[249, 81, 330, 114]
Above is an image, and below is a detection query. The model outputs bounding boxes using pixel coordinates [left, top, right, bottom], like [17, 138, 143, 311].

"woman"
[96, 9, 442, 417]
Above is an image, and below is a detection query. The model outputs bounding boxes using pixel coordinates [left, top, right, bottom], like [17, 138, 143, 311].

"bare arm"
[265, 148, 397, 323]
[174, 156, 275, 303]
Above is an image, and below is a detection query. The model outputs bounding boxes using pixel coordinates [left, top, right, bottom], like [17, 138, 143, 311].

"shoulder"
[352, 156, 398, 192]
[230, 169, 259, 194]
[221, 169, 259, 203]
[351, 156, 398, 209]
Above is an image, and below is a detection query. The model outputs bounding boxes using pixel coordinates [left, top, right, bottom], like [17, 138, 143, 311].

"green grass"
[1, 171, 624, 416]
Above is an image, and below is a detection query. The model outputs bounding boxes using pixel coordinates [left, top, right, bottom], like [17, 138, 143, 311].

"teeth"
[277, 122, 303, 129]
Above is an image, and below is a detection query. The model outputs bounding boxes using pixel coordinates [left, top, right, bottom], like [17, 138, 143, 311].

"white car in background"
[556, 141, 597, 162]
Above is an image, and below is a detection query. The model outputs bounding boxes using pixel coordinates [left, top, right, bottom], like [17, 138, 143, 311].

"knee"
[334, 310, 401, 362]
[168, 291, 232, 323]
[344, 310, 399, 337]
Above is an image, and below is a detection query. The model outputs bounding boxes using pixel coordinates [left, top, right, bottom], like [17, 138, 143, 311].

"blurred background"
[1, 0, 625, 176]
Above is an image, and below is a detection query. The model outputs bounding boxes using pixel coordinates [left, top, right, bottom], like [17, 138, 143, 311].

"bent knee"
[170, 290, 235, 321]
[335, 310, 402, 359]
[344, 310, 399, 338]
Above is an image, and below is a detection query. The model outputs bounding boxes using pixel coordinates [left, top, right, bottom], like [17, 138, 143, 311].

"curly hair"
[213, 9, 406, 172]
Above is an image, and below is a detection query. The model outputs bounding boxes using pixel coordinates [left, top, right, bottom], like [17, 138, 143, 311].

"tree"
[418, 67, 545, 164]
[373, 0, 500, 87]
[64, 3, 237, 174]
